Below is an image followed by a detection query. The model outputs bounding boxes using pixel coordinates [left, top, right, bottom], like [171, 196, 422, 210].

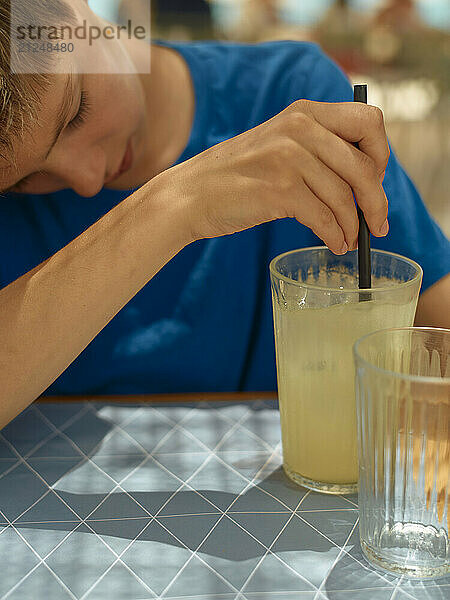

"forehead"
[0, 73, 75, 189]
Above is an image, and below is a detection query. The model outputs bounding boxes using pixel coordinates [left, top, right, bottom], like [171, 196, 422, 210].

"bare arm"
[0, 176, 191, 428]
[0, 99, 391, 428]
[414, 273, 450, 329]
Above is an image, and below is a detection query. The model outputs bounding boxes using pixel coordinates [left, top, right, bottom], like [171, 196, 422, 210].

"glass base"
[361, 540, 450, 579]
[283, 464, 358, 495]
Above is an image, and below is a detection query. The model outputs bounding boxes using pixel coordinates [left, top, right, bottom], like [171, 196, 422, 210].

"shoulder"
[277, 41, 353, 104]
[155, 38, 353, 105]
[154, 38, 322, 61]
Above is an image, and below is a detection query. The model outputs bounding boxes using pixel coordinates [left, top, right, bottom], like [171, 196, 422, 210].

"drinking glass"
[354, 327, 449, 578]
[270, 247, 422, 494]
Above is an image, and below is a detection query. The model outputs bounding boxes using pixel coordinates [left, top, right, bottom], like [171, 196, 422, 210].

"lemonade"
[273, 296, 417, 489]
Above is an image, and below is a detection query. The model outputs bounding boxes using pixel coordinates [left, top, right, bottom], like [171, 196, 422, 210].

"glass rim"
[269, 246, 423, 293]
[353, 326, 450, 384]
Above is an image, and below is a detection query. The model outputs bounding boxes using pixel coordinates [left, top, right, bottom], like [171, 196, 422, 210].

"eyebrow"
[0, 71, 76, 195]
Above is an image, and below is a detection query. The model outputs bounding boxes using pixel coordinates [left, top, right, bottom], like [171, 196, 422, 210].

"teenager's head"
[0, 0, 148, 197]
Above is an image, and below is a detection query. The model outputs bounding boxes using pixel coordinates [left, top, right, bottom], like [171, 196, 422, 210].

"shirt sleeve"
[285, 43, 450, 292]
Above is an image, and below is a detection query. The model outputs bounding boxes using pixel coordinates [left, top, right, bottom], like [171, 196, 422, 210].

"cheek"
[104, 80, 144, 128]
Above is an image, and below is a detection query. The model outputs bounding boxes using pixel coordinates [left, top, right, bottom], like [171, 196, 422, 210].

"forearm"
[414, 273, 450, 329]
[0, 175, 191, 428]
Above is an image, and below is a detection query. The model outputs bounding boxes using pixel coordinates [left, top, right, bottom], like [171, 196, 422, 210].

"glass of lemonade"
[269, 246, 422, 494]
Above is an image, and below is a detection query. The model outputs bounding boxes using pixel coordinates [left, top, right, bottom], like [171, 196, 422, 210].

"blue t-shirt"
[1, 40, 449, 395]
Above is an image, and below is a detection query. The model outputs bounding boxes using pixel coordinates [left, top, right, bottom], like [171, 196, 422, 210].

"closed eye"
[67, 90, 91, 130]
[3, 90, 91, 195]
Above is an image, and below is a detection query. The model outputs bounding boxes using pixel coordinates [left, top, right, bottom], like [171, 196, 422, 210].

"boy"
[0, 0, 449, 428]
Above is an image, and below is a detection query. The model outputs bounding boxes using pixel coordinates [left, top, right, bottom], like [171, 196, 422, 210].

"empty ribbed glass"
[354, 327, 450, 578]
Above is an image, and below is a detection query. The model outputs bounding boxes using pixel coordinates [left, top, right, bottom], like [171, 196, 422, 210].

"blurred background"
[90, 0, 449, 235]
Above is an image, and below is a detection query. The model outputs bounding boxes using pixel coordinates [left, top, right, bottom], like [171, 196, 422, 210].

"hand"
[154, 99, 390, 255]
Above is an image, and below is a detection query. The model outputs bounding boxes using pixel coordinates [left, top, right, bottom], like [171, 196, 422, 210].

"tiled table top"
[0, 399, 448, 600]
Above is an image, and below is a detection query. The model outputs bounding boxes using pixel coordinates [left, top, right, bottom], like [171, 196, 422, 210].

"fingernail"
[379, 219, 389, 236]
[338, 241, 348, 255]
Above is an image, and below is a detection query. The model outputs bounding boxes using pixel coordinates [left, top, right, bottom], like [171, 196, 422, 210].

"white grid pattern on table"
[0, 400, 448, 600]
[1, 404, 159, 599]
[1, 402, 260, 599]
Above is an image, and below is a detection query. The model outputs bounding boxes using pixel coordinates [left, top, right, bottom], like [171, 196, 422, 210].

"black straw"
[353, 84, 371, 301]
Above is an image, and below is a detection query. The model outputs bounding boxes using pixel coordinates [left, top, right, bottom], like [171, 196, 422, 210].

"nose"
[49, 146, 107, 197]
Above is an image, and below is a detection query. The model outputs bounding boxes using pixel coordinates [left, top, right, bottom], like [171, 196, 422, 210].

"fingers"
[299, 148, 359, 250]
[289, 115, 388, 236]
[294, 99, 390, 180]
[289, 181, 348, 255]
[335, 140, 389, 237]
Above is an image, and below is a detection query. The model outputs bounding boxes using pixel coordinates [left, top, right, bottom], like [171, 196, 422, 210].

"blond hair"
[0, 0, 76, 167]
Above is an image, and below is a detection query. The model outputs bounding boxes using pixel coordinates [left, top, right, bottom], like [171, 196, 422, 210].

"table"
[0, 394, 448, 599]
